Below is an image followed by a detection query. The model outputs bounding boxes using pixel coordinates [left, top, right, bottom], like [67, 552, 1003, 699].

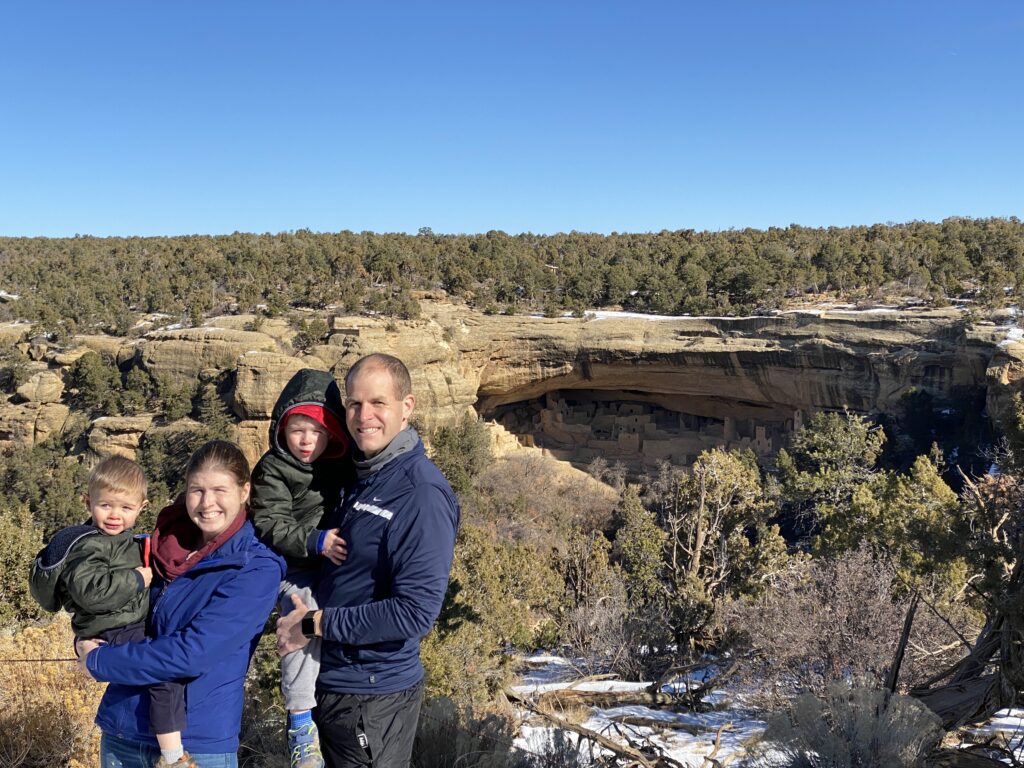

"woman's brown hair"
[184, 440, 250, 487]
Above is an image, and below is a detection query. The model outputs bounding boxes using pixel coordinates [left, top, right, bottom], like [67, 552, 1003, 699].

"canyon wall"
[2, 301, 1022, 471]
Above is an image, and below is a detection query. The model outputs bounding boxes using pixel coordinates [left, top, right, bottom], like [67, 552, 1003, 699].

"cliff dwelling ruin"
[483, 388, 803, 475]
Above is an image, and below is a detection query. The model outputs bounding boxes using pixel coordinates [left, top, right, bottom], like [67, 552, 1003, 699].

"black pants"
[98, 622, 187, 734]
[314, 681, 424, 768]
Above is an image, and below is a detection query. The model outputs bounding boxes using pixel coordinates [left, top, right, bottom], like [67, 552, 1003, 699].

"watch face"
[301, 612, 316, 638]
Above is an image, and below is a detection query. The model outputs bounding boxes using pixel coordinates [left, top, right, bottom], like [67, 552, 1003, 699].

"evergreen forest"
[1, 217, 1022, 337]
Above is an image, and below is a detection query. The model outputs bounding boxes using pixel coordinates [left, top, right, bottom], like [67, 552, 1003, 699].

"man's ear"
[401, 394, 416, 425]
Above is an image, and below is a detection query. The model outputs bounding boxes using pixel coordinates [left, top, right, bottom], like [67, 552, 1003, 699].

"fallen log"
[522, 688, 681, 710]
[608, 714, 731, 737]
[505, 688, 685, 768]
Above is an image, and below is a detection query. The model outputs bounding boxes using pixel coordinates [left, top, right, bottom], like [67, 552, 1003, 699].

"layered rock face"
[423, 304, 1011, 471]
[2, 302, 1020, 472]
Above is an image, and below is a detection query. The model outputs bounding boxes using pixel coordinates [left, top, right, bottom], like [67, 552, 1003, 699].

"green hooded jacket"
[250, 368, 351, 570]
[29, 525, 148, 638]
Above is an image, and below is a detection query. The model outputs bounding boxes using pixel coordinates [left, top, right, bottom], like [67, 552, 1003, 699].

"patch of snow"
[511, 655, 763, 767]
[999, 327, 1024, 348]
[0, 290, 21, 301]
[511, 678, 649, 696]
[588, 311, 733, 322]
[968, 708, 1024, 760]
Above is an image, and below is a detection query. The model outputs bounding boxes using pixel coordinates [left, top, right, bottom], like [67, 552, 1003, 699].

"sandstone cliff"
[0, 302, 1019, 471]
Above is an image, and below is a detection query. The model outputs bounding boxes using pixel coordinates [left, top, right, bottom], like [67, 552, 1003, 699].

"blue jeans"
[100, 732, 238, 768]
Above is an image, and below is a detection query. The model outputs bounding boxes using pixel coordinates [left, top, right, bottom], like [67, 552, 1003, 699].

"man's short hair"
[88, 455, 148, 502]
[345, 353, 413, 400]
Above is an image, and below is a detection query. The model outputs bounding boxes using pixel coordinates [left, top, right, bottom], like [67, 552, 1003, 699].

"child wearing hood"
[250, 368, 351, 768]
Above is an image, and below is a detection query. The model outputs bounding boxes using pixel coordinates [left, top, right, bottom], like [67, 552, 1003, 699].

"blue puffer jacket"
[87, 520, 284, 754]
[317, 436, 460, 695]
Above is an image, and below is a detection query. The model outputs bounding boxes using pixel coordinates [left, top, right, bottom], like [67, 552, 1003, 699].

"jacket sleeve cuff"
[86, 647, 104, 681]
[307, 529, 324, 557]
[133, 570, 146, 591]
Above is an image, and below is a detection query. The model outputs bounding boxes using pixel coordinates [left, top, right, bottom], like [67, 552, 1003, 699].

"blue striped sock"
[289, 710, 313, 730]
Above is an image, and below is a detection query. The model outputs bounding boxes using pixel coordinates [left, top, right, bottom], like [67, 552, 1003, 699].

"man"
[277, 353, 460, 768]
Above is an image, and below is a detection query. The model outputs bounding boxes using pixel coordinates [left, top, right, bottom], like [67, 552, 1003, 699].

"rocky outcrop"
[0, 321, 30, 346]
[135, 327, 280, 384]
[232, 351, 329, 420]
[235, 419, 271, 468]
[319, 304, 1007, 431]
[16, 371, 65, 404]
[0, 400, 72, 448]
[87, 415, 157, 458]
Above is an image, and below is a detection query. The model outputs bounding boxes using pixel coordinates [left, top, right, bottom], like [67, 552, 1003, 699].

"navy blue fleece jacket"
[317, 436, 460, 694]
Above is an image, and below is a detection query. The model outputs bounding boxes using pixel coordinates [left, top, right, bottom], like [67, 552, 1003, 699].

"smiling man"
[277, 353, 460, 768]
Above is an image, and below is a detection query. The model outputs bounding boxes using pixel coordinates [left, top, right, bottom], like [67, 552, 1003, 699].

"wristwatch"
[301, 610, 319, 638]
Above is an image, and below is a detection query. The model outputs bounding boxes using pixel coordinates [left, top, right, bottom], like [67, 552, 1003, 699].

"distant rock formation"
[2, 301, 1021, 472]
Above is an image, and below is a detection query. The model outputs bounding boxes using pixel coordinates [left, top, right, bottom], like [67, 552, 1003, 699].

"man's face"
[344, 366, 415, 458]
[284, 413, 330, 464]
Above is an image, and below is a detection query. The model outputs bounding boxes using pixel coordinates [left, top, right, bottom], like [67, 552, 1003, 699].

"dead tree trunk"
[910, 560, 1024, 729]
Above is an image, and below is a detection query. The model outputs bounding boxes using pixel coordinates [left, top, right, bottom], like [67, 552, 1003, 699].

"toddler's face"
[88, 488, 146, 535]
[284, 413, 330, 464]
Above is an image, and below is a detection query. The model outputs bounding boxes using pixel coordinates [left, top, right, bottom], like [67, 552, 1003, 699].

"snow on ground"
[511, 655, 764, 767]
[999, 327, 1024, 348]
[969, 708, 1024, 759]
[511, 656, 1024, 766]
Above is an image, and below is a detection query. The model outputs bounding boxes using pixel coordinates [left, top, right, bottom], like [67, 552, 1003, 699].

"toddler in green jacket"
[250, 368, 351, 768]
[29, 456, 193, 768]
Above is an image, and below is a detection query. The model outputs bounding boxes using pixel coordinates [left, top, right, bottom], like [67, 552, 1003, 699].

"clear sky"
[0, 1, 1020, 237]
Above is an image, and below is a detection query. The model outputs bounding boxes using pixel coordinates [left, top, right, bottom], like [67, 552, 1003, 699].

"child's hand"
[321, 528, 348, 565]
[135, 566, 153, 588]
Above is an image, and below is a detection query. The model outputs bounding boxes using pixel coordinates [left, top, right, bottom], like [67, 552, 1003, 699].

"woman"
[78, 440, 285, 768]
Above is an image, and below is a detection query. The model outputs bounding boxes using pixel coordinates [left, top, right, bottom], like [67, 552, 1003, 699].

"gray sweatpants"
[279, 568, 321, 712]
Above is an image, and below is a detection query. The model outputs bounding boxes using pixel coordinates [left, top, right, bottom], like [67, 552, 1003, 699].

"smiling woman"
[185, 464, 251, 544]
[77, 440, 285, 768]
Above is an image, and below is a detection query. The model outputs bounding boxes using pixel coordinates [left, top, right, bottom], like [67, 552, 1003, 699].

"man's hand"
[321, 528, 348, 566]
[75, 637, 105, 678]
[277, 594, 312, 657]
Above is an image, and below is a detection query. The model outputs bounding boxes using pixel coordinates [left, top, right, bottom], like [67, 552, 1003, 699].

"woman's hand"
[75, 637, 105, 678]
[135, 566, 153, 588]
[320, 528, 348, 566]
[276, 594, 312, 656]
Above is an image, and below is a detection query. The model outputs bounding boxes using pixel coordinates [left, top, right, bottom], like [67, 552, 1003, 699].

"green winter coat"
[29, 526, 148, 638]
[250, 368, 350, 571]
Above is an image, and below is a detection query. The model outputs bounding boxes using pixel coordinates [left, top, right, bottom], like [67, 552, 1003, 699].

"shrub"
[0, 616, 104, 767]
[469, 453, 615, 550]
[745, 684, 943, 768]
[726, 546, 976, 703]
[155, 374, 196, 421]
[238, 623, 287, 768]
[423, 523, 563, 707]
[0, 434, 89, 537]
[69, 351, 122, 414]
[556, 530, 632, 674]
[413, 697, 530, 768]
[292, 318, 329, 352]
[0, 504, 44, 628]
[429, 414, 493, 498]
[0, 344, 31, 393]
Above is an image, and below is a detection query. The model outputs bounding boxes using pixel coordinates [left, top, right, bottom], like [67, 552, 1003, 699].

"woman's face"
[185, 467, 250, 543]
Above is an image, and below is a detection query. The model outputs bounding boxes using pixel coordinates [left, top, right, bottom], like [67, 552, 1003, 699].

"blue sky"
[0, 1, 1020, 237]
